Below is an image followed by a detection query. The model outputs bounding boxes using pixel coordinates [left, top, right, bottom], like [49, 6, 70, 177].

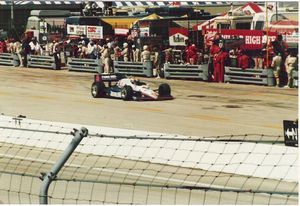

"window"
[217, 23, 230, 29]
[254, 21, 264, 30]
[235, 22, 251, 30]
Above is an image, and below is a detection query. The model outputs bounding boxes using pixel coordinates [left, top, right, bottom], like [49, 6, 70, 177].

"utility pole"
[10, 0, 14, 31]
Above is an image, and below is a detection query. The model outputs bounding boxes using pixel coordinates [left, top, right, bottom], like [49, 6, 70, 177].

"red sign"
[169, 28, 188, 46]
[203, 29, 277, 50]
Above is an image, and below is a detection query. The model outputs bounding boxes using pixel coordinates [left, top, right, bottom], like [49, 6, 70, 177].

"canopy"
[192, 2, 264, 31]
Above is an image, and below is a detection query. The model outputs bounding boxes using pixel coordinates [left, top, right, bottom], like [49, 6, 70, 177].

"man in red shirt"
[238, 50, 250, 70]
[213, 48, 229, 83]
[0, 39, 7, 53]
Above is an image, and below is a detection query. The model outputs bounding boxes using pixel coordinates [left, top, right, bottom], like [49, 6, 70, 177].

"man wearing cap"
[121, 42, 129, 62]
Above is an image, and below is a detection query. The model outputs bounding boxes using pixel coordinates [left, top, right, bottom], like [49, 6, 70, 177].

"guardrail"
[224, 67, 275, 86]
[27, 55, 57, 70]
[163, 63, 208, 80]
[68, 58, 103, 73]
[0, 53, 20, 67]
[292, 70, 298, 88]
[113, 61, 153, 77]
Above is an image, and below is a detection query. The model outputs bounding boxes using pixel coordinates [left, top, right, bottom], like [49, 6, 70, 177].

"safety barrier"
[292, 70, 298, 88]
[224, 67, 275, 86]
[27, 55, 57, 70]
[68, 58, 103, 73]
[113, 61, 153, 77]
[0, 53, 20, 67]
[163, 63, 208, 80]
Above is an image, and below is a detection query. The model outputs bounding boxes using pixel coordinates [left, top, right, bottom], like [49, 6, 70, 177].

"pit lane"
[0, 66, 297, 137]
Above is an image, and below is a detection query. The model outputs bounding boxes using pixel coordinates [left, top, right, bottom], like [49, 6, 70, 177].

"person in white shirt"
[29, 37, 42, 55]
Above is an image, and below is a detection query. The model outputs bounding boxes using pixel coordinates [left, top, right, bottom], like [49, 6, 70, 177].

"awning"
[192, 2, 264, 31]
[0, 1, 230, 7]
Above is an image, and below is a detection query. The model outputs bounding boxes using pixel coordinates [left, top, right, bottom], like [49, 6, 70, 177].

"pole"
[266, 2, 269, 68]
[39, 127, 88, 204]
[10, 0, 14, 31]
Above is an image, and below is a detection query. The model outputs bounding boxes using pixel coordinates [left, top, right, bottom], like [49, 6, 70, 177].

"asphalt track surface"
[0, 66, 298, 204]
[0, 66, 297, 137]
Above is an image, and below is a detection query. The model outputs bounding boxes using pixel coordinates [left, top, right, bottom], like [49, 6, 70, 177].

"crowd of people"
[0, 33, 298, 87]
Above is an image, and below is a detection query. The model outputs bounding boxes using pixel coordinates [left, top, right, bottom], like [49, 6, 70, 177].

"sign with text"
[283, 120, 298, 147]
[169, 28, 188, 46]
[140, 27, 150, 37]
[115, 28, 129, 36]
[203, 29, 277, 50]
[87, 26, 103, 39]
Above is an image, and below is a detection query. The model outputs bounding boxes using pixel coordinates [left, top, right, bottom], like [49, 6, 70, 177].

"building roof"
[0, 1, 229, 7]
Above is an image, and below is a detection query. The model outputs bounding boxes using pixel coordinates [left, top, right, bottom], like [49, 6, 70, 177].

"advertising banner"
[140, 27, 149, 37]
[169, 28, 188, 46]
[87, 26, 103, 39]
[115, 28, 129, 36]
[203, 29, 277, 50]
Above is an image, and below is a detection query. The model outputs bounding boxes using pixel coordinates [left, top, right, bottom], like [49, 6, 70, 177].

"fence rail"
[163, 63, 208, 80]
[27, 55, 57, 70]
[113, 61, 153, 77]
[224, 67, 275, 86]
[0, 53, 20, 67]
[68, 58, 103, 73]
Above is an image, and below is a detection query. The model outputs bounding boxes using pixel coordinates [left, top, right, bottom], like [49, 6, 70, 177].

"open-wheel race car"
[91, 74, 173, 101]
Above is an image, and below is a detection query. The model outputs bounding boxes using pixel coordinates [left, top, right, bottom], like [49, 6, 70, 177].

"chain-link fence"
[0, 116, 298, 204]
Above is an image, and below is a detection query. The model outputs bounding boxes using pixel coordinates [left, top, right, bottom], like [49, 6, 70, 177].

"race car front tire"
[121, 86, 133, 100]
[158, 83, 171, 96]
[91, 82, 106, 98]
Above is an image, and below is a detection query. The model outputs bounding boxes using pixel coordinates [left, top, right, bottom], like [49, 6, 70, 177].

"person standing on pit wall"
[284, 49, 298, 88]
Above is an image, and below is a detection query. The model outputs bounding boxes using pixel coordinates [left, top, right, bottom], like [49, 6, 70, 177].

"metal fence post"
[39, 127, 88, 204]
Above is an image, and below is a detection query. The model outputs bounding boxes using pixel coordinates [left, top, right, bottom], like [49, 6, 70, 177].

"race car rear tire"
[158, 83, 171, 96]
[121, 86, 133, 100]
[91, 82, 106, 98]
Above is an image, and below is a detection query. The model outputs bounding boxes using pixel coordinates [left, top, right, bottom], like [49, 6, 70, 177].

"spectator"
[153, 47, 163, 78]
[285, 50, 298, 88]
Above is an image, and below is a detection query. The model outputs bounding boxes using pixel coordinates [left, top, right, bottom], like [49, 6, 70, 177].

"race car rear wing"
[94, 73, 126, 82]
